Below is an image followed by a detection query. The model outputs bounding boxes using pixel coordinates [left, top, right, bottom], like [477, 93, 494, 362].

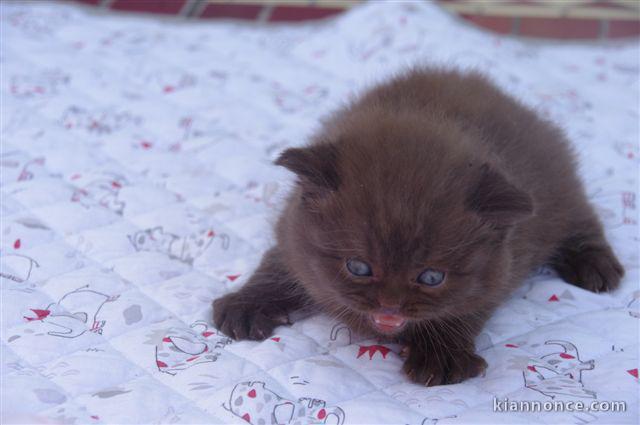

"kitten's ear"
[275, 143, 340, 192]
[466, 164, 533, 226]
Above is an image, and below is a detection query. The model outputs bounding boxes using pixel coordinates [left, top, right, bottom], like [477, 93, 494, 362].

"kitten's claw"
[403, 347, 487, 386]
[212, 292, 288, 341]
[424, 374, 434, 387]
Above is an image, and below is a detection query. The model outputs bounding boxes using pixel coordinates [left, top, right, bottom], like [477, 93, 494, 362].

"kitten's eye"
[346, 259, 372, 277]
[417, 268, 446, 286]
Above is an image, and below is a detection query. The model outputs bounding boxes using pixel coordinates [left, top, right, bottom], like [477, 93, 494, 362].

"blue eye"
[346, 259, 372, 277]
[417, 268, 446, 286]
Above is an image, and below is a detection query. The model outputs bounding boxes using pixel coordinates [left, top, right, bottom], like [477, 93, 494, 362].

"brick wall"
[69, 0, 640, 39]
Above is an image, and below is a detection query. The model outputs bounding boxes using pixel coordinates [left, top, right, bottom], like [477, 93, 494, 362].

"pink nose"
[378, 296, 400, 310]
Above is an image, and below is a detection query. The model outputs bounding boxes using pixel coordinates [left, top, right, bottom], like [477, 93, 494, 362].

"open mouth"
[370, 312, 407, 334]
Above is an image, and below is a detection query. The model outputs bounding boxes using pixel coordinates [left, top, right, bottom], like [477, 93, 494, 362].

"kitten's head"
[277, 111, 534, 335]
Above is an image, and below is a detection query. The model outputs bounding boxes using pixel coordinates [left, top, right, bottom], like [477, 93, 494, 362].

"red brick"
[460, 14, 513, 35]
[580, 0, 638, 11]
[607, 20, 640, 38]
[70, 0, 102, 5]
[519, 17, 601, 39]
[269, 6, 343, 22]
[198, 3, 262, 20]
[110, 0, 186, 15]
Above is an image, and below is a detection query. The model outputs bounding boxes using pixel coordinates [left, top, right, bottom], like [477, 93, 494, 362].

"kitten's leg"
[550, 214, 624, 293]
[212, 248, 310, 340]
[402, 317, 487, 386]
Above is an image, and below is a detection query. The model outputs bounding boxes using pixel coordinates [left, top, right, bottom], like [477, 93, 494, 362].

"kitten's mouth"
[370, 312, 407, 334]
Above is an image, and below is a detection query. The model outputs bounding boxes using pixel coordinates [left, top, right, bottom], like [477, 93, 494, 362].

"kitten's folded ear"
[275, 143, 340, 192]
[466, 164, 534, 226]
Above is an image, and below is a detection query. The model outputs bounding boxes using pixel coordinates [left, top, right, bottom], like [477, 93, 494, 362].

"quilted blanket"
[1, 1, 638, 424]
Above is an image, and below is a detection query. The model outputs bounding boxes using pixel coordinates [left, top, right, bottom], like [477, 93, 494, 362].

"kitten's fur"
[213, 68, 623, 385]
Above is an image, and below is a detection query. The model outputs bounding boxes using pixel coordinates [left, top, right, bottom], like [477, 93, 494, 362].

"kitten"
[213, 68, 624, 385]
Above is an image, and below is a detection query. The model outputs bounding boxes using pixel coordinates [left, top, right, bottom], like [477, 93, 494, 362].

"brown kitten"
[213, 68, 624, 386]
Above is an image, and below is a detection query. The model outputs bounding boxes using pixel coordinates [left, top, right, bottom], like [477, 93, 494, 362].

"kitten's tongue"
[371, 312, 406, 333]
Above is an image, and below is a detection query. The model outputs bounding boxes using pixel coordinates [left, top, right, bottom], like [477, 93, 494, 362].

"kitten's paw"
[555, 246, 624, 293]
[402, 347, 487, 386]
[212, 292, 289, 341]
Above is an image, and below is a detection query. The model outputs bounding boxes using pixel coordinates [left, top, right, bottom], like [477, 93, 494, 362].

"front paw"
[402, 346, 487, 386]
[212, 292, 289, 341]
[554, 244, 624, 293]
[572, 249, 624, 293]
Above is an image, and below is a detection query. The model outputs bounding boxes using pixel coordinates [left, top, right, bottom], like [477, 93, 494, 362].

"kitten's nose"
[378, 295, 401, 311]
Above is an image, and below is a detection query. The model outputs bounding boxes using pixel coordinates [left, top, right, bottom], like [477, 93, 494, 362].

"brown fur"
[213, 68, 624, 385]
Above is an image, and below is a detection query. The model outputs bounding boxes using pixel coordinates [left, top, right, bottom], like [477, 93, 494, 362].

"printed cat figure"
[128, 226, 228, 265]
[225, 381, 345, 425]
[71, 174, 128, 215]
[155, 321, 231, 375]
[22, 285, 119, 338]
[523, 340, 596, 399]
[9, 69, 69, 98]
[60, 106, 141, 134]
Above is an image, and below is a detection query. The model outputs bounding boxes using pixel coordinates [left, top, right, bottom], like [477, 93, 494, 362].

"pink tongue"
[372, 313, 405, 327]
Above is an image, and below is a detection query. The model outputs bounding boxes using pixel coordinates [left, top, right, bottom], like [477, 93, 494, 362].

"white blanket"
[1, 1, 638, 424]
